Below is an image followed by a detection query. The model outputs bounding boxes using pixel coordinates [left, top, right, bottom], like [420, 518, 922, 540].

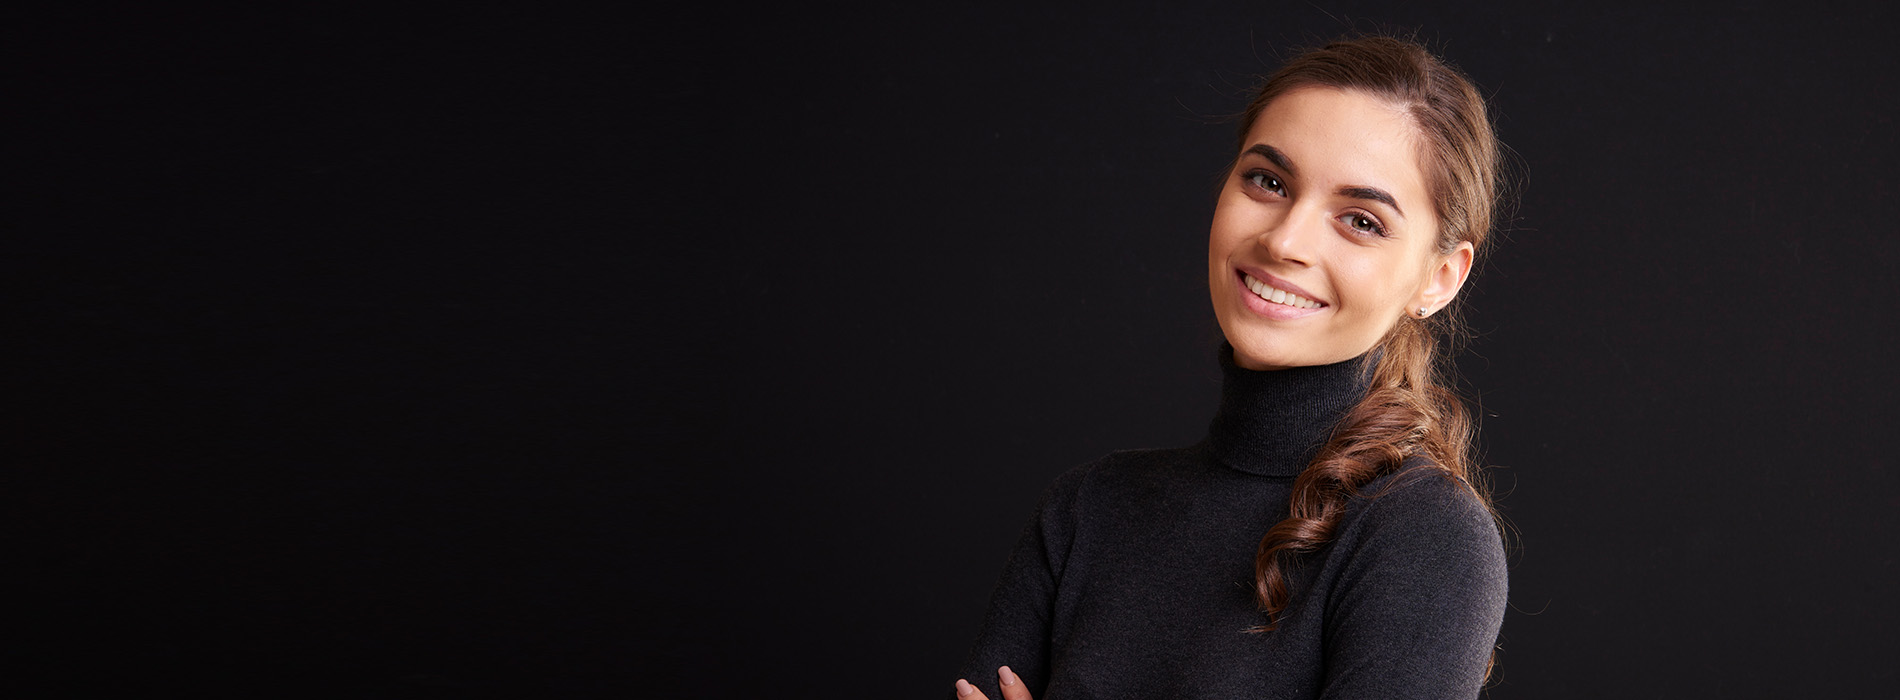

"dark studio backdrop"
[9, 2, 1898, 697]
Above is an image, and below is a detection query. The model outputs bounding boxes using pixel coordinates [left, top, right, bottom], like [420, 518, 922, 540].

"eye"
[1340, 212, 1388, 237]
[1246, 171, 1286, 196]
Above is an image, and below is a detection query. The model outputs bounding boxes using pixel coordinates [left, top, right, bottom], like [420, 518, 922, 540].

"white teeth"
[1244, 274, 1320, 309]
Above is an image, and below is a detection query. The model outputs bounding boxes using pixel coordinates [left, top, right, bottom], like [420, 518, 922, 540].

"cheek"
[1332, 252, 1415, 318]
[1207, 192, 1258, 258]
[1206, 204, 1242, 265]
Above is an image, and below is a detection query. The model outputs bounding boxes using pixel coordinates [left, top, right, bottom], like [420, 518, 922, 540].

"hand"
[954, 666, 1032, 700]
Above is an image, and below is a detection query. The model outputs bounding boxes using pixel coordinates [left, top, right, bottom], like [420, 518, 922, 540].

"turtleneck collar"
[1205, 343, 1373, 477]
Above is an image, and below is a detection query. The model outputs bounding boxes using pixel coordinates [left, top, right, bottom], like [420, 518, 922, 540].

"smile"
[1243, 273, 1322, 309]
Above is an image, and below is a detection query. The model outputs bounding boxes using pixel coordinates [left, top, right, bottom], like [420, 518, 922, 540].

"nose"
[1256, 203, 1325, 266]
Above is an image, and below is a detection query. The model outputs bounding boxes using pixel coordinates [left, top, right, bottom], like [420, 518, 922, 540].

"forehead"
[1244, 86, 1432, 213]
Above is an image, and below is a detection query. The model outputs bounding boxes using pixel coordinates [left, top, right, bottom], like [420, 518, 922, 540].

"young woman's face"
[1208, 86, 1473, 370]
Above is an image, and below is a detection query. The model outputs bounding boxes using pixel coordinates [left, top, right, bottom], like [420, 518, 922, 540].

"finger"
[997, 666, 1033, 700]
[955, 678, 989, 699]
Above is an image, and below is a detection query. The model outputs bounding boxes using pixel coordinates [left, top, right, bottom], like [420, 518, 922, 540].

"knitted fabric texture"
[958, 346, 1506, 699]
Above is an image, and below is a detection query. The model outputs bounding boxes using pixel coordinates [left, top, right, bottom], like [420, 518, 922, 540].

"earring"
[1417, 306, 1430, 318]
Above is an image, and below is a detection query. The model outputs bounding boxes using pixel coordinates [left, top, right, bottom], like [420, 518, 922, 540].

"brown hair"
[1239, 36, 1507, 629]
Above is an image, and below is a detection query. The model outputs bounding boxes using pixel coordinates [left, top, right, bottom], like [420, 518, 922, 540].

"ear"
[1413, 241, 1475, 315]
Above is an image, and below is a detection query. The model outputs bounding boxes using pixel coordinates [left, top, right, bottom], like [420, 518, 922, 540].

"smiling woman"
[954, 36, 1511, 699]
[1211, 86, 1472, 371]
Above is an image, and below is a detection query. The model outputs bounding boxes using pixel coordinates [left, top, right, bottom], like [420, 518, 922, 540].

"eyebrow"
[1243, 144, 1296, 176]
[1337, 186, 1404, 217]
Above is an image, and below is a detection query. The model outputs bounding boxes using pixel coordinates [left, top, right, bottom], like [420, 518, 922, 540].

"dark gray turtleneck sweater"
[958, 348, 1506, 699]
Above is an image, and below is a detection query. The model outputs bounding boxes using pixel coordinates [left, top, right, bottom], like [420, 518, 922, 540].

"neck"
[1206, 343, 1372, 477]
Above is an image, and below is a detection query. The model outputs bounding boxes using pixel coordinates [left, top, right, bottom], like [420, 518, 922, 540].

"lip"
[1233, 267, 1327, 320]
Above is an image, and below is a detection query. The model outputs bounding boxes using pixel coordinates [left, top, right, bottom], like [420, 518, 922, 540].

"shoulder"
[1006, 447, 1201, 578]
[1025, 446, 1208, 531]
[1035, 445, 1211, 508]
[1355, 463, 1498, 540]
[1042, 445, 1203, 495]
[1332, 463, 1508, 592]
[1312, 463, 1510, 693]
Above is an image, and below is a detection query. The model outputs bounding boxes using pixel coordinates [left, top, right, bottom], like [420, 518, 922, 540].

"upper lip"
[1236, 266, 1327, 306]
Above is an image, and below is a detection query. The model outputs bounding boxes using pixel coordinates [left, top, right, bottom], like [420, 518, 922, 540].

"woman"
[955, 36, 1510, 699]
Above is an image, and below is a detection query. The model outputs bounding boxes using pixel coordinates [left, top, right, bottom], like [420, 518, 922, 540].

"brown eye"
[1338, 212, 1387, 237]
[1248, 173, 1285, 195]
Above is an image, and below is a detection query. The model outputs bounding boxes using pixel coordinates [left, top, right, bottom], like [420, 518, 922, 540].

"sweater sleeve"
[954, 464, 1088, 700]
[1318, 471, 1509, 699]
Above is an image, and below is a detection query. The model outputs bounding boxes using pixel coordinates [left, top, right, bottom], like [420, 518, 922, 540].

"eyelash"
[1243, 170, 1389, 238]
[1245, 170, 1287, 197]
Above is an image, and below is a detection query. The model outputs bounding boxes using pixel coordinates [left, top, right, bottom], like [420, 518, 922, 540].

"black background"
[11, 2, 1899, 697]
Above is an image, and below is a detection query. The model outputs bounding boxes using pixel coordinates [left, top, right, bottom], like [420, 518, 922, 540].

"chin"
[1226, 328, 1369, 371]
[1227, 334, 1307, 371]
